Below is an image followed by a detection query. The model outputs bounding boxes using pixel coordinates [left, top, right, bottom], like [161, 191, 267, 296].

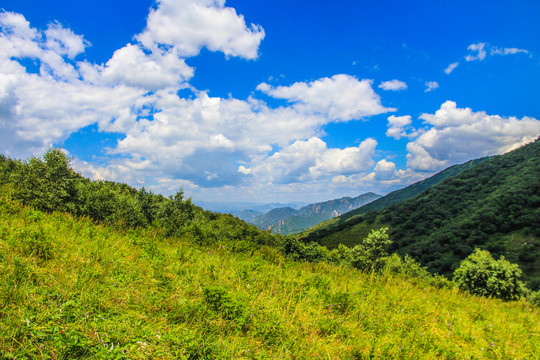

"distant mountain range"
[250, 192, 382, 235]
[193, 200, 307, 216]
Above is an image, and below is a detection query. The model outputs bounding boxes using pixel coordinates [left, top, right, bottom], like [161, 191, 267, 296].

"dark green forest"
[301, 139, 540, 289]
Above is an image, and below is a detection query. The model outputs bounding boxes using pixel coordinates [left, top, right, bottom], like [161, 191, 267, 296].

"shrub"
[453, 249, 526, 301]
[528, 290, 540, 307]
[283, 237, 329, 263]
[350, 227, 391, 271]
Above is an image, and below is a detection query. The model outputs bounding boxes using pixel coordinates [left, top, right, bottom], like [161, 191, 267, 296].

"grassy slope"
[1, 196, 538, 359]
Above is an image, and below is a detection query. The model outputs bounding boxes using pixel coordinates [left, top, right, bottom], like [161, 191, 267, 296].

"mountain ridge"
[251, 192, 381, 234]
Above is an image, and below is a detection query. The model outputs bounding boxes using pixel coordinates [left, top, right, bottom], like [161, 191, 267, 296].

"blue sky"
[1, 0, 539, 203]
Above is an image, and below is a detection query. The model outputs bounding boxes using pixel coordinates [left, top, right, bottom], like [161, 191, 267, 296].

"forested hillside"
[338, 158, 487, 223]
[301, 139, 540, 289]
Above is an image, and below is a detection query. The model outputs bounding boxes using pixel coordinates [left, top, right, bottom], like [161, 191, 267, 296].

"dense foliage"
[454, 249, 527, 301]
[0, 149, 279, 251]
[301, 139, 540, 289]
[349, 227, 392, 272]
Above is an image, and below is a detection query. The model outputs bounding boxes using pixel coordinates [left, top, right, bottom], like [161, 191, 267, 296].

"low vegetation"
[1, 196, 538, 359]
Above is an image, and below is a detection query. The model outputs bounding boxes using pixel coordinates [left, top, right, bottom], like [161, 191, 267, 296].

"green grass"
[1, 196, 538, 359]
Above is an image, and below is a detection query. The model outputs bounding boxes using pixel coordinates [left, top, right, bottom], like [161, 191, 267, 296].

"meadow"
[1, 196, 538, 359]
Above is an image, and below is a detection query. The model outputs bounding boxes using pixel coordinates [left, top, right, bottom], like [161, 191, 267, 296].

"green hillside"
[338, 158, 487, 223]
[1, 195, 539, 358]
[1, 148, 539, 358]
[298, 157, 487, 241]
[302, 139, 540, 289]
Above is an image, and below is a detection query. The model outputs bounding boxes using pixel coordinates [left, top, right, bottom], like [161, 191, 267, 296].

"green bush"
[527, 290, 540, 307]
[453, 249, 526, 301]
[350, 227, 391, 271]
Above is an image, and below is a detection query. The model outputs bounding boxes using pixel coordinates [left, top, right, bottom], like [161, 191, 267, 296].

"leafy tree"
[13, 148, 79, 213]
[453, 249, 526, 301]
[350, 227, 391, 271]
[158, 189, 195, 237]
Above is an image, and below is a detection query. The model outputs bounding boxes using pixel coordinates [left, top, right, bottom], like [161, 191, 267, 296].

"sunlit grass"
[0, 196, 538, 359]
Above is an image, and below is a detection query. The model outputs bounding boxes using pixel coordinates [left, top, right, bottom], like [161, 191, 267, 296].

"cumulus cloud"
[425, 81, 439, 92]
[406, 101, 540, 171]
[373, 159, 398, 180]
[386, 115, 412, 139]
[0, 1, 269, 159]
[444, 62, 459, 75]
[89, 44, 195, 90]
[135, 0, 265, 59]
[257, 74, 395, 122]
[378, 79, 407, 91]
[0, 12, 145, 157]
[245, 137, 377, 184]
[44, 21, 89, 59]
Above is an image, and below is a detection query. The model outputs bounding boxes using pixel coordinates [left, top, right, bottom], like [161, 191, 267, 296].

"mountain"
[252, 192, 381, 235]
[233, 209, 264, 222]
[337, 158, 487, 223]
[251, 207, 299, 230]
[301, 139, 540, 289]
[300, 157, 488, 238]
[193, 200, 307, 214]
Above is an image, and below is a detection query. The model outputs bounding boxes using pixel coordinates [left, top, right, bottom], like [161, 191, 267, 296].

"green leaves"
[350, 227, 391, 271]
[454, 249, 526, 301]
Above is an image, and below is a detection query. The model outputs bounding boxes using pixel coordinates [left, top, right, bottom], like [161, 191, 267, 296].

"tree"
[453, 249, 526, 301]
[350, 227, 391, 271]
[13, 148, 79, 212]
[157, 189, 195, 237]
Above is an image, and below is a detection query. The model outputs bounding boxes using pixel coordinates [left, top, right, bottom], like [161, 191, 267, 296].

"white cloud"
[386, 115, 412, 139]
[257, 74, 395, 122]
[378, 79, 407, 91]
[373, 159, 398, 180]
[444, 62, 459, 74]
[406, 101, 540, 171]
[491, 47, 529, 56]
[425, 81, 439, 92]
[94, 44, 195, 90]
[0, 4, 266, 161]
[465, 42, 487, 62]
[135, 0, 265, 59]
[45, 21, 89, 59]
[462, 42, 529, 64]
[247, 137, 377, 184]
